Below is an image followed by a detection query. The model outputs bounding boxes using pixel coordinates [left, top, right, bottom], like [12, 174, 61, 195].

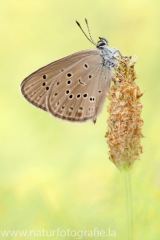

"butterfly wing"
[20, 49, 99, 111]
[46, 54, 113, 123]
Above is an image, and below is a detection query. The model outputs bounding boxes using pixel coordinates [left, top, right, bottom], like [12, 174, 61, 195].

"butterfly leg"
[110, 67, 125, 80]
[112, 48, 123, 58]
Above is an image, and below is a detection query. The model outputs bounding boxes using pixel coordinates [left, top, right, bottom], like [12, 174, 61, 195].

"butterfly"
[20, 19, 123, 124]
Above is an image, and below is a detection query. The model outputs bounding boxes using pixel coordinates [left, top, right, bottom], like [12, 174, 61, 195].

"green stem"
[121, 163, 133, 240]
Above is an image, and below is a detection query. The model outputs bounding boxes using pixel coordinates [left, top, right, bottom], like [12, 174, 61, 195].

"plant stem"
[121, 163, 133, 240]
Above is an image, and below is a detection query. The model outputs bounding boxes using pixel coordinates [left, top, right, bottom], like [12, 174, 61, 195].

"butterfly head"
[96, 37, 108, 49]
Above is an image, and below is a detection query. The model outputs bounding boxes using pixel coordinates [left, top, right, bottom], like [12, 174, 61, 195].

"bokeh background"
[1, 0, 160, 239]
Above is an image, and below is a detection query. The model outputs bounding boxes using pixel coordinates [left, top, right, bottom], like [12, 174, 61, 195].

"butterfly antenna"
[85, 18, 97, 45]
[76, 20, 96, 46]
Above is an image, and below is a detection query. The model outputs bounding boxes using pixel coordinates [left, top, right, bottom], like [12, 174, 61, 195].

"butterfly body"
[20, 21, 122, 124]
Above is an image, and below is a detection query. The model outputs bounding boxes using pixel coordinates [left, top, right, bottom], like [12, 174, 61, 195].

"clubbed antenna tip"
[75, 19, 96, 46]
[76, 21, 80, 27]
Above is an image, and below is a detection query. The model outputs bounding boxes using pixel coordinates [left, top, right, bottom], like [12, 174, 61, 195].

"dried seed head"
[105, 56, 144, 169]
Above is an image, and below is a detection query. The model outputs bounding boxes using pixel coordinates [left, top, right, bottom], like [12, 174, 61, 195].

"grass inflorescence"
[105, 56, 144, 169]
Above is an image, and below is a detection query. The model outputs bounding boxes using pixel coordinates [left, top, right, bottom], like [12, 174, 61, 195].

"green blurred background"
[1, 0, 160, 239]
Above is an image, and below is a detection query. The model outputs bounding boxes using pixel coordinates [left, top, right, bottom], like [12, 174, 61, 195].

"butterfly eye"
[98, 42, 106, 46]
[57, 81, 60, 85]
[88, 75, 92, 79]
[42, 82, 46, 86]
[46, 87, 49, 90]
[98, 90, 102, 93]
[43, 75, 47, 79]
[54, 92, 58, 96]
[76, 94, 81, 99]
[66, 90, 70, 95]
[84, 63, 89, 68]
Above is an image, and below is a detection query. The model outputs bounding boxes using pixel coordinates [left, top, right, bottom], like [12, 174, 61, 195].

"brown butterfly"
[20, 19, 123, 124]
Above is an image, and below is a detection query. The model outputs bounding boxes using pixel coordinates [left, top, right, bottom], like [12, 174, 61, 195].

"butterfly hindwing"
[46, 54, 113, 123]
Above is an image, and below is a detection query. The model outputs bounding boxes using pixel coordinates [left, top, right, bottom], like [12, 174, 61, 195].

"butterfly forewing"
[20, 50, 99, 111]
[46, 54, 113, 123]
